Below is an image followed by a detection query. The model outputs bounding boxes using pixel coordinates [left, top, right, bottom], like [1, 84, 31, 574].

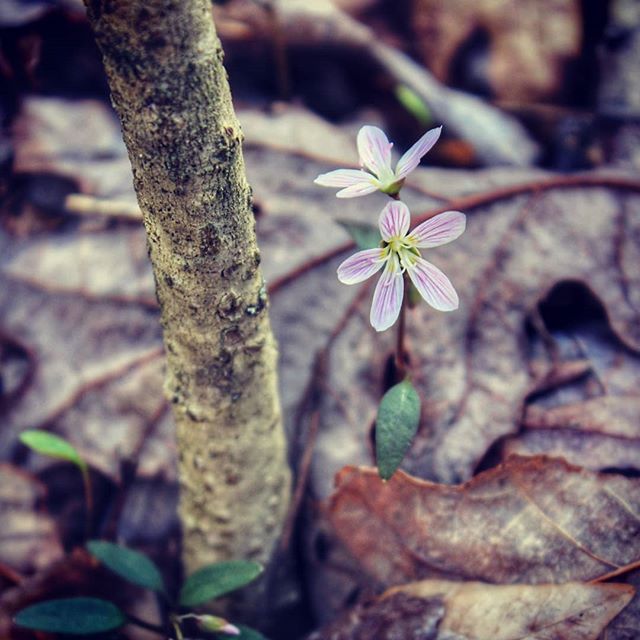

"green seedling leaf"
[179, 560, 263, 607]
[336, 219, 382, 250]
[394, 84, 432, 125]
[20, 429, 86, 471]
[14, 597, 126, 635]
[235, 624, 269, 639]
[87, 540, 165, 593]
[375, 380, 421, 480]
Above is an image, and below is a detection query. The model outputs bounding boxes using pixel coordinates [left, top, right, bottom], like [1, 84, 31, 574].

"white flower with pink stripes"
[338, 201, 465, 332]
[314, 125, 442, 198]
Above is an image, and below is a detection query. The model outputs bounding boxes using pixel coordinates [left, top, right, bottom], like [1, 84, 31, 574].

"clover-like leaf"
[336, 219, 382, 251]
[87, 540, 165, 593]
[375, 380, 421, 480]
[14, 597, 126, 635]
[179, 561, 263, 607]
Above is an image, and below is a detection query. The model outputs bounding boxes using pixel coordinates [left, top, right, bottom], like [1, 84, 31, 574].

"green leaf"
[394, 84, 432, 126]
[14, 597, 126, 635]
[375, 380, 421, 480]
[19, 429, 86, 471]
[179, 561, 263, 607]
[336, 220, 382, 250]
[87, 540, 165, 593]
[233, 624, 269, 639]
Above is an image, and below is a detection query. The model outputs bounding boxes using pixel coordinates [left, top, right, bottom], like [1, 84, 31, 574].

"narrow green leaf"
[20, 430, 85, 471]
[375, 380, 421, 480]
[394, 84, 432, 125]
[179, 561, 263, 607]
[14, 597, 126, 635]
[87, 540, 165, 593]
[336, 220, 382, 251]
[234, 624, 269, 639]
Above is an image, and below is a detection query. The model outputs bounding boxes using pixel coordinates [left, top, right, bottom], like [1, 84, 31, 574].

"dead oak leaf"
[310, 580, 633, 640]
[327, 456, 640, 588]
[504, 396, 640, 472]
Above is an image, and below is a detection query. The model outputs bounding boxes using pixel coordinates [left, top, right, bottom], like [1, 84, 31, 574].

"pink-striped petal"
[336, 181, 380, 198]
[357, 126, 394, 180]
[370, 254, 404, 331]
[408, 210, 466, 248]
[378, 201, 410, 241]
[395, 126, 442, 180]
[314, 168, 377, 187]
[337, 248, 386, 284]
[405, 256, 459, 311]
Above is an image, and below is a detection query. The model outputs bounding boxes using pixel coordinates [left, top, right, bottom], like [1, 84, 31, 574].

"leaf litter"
[3, 91, 640, 638]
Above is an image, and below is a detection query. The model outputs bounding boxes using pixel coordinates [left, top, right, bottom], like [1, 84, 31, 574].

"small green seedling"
[19, 430, 93, 526]
[14, 541, 266, 638]
[394, 84, 432, 126]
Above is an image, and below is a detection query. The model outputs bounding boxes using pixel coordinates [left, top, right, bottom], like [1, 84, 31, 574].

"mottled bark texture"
[84, 0, 290, 578]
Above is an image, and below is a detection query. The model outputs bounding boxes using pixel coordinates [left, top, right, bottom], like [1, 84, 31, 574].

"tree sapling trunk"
[84, 0, 291, 594]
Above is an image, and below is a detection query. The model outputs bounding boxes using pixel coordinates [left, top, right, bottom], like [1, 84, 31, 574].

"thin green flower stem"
[79, 464, 93, 539]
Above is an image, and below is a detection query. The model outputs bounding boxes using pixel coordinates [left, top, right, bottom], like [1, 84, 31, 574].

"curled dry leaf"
[310, 580, 633, 640]
[327, 457, 640, 587]
[504, 396, 640, 471]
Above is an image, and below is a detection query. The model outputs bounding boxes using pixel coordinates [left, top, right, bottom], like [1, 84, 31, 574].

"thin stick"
[279, 410, 320, 550]
[589, 559, 640, 583]
[127, 613, 166, 635]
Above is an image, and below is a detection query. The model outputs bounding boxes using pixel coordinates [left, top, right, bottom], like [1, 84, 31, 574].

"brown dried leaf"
[317, 182, 640, 488]
[411, 0, 581, 102]
[310, 580, 634, 640]
[327, 457, 640, 587]
[504, 396, 640, 471]
[523, 396, 640, 439]
[0, 464, 63, 574]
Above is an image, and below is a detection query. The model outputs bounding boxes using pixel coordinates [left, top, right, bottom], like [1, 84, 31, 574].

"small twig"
[280, 410, 320, 550]
[279, 283, 372, 553]
[127, 613, 167, 636]
[590, 559, 640, 584]
[268, 243, 352, 296]
[0, 560, 25, 585]
[28, 346, 164, 434]
[64, 193, 142, 222]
